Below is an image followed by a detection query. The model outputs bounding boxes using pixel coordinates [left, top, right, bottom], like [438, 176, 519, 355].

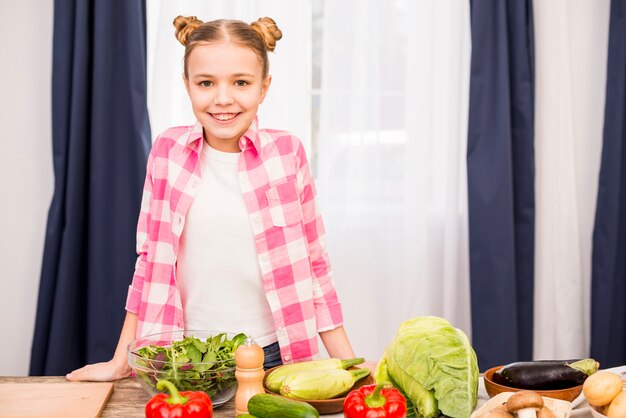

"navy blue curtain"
[29, 0, 151, 375]
[590, 0, 626, 369]
[467, 0, 535, 370]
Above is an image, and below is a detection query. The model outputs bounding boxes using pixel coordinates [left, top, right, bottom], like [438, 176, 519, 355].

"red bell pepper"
[145, 380, 213, 418]
[343, 383, 407, 418]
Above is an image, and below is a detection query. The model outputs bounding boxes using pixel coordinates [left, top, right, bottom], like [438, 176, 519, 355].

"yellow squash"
[279, 368, 370, 400]
[264, 357, 364, 393]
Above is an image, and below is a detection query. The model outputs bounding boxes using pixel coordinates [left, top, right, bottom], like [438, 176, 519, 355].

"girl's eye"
[200, 81, 213, 87]
[235, 80, 248, 87]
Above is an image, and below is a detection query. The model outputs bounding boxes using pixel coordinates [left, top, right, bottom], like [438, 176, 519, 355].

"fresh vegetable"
[493, 359, 599, 390]
[343, 382, 407, 418]
[606, 390, 626, 418]
[145, 379, 213, 418]
[264, 357, 365, 393]
[374, 316, 479, 418]
[280, 368, 370, 400]
[481, 406, 556, 418]
[583, 371, 623, 406]
[134, 332, 247, 399]
[376, 355, 438, 418]
[247, 393, 320, 418]
[537, 407, 556, 418]
[505, 390, 544, 418]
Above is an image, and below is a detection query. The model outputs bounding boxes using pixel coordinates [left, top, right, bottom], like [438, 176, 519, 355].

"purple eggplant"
[492, 358, 599, 390]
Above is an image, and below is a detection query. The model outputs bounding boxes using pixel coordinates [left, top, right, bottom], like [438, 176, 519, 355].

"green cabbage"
[374, 316, 479, 418]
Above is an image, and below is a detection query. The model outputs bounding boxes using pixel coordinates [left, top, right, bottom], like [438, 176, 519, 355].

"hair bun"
[173, 15, 204, 46]
[250, 17, 283, 52]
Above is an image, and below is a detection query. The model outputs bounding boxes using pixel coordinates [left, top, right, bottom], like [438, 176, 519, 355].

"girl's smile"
[210, 113, 240, 122]
[184, 42, 271, 152]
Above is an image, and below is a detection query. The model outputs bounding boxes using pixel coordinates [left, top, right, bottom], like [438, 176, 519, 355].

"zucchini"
[247, 393, 319, 418]
[265, 357, 364, 393]
[280, 368, 370, 400]
[492, 358, 599, 390]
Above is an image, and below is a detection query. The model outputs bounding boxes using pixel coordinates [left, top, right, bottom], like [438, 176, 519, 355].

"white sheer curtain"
[316, 0, 472, 361]
[146, 0, 311, 152]
[533, 0, 610, 359]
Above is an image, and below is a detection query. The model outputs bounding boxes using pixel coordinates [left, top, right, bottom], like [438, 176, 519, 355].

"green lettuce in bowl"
[375, 316, 479, 418]
[128, 330, 247, 407]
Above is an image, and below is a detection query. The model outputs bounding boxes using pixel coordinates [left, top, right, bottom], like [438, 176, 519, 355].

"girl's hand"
[66, 311, 138, 382]
[65, 359, 130, 382]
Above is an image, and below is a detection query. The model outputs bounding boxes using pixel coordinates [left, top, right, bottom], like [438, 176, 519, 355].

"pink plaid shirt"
[125, 118, 344, 363]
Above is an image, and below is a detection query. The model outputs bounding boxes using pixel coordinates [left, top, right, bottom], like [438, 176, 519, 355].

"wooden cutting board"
[0, 382, 114, 417]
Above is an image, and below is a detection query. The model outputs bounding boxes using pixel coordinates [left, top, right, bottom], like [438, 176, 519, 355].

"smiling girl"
[66, 16, 356, 381]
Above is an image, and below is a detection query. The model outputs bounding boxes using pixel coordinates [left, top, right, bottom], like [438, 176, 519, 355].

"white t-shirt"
[176, 143, 277, 347]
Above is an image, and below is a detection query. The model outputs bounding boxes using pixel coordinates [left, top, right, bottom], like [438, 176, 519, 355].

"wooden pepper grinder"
[234, 336, 265, 416]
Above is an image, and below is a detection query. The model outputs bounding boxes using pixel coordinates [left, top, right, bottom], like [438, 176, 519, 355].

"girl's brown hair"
[173, 16, 282, 79]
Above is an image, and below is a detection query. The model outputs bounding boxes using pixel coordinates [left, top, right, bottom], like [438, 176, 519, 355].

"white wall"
[0, 0, 54, 375]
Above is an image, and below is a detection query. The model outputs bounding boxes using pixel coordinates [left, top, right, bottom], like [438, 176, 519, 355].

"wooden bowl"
[263, 365, 375, 415]
[483, 366, 583, 402]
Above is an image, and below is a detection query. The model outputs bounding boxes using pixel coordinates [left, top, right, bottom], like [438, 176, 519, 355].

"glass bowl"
[127, 330, 248, 407]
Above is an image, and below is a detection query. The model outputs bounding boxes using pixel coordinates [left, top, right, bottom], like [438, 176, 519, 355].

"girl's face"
[184, 41, 271, 152]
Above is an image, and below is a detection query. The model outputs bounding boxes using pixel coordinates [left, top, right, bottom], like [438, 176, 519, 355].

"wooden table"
[1, 376, 592, 418]
[0, 376, 238, 417]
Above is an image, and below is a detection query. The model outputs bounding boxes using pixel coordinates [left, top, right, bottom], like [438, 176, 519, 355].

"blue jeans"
[262, 341, 283, 370]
